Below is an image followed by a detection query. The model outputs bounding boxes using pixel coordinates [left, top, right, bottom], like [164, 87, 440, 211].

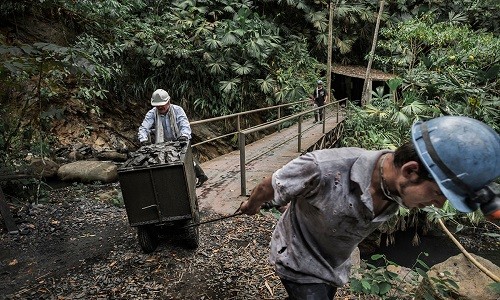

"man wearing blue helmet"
[412, 116, 500, 216]
[239, 116, 499, 299]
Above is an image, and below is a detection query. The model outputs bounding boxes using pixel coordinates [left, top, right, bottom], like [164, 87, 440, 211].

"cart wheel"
[183, 211, 200, 249]
[137, 225, 158, 254]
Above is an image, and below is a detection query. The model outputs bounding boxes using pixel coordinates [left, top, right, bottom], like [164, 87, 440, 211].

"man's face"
[156, 103, 170, 114]
[399, 179, 447, 209]
[318, 84, 323, 89]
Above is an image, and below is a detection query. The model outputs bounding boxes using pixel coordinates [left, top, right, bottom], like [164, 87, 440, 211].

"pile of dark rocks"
[120, 142, 187, 168]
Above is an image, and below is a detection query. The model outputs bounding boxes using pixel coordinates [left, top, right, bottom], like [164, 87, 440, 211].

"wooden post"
[238, 132, 246, 196]
[327, 1, 334, 110]
[297, 116, 302, 152]
[277, 107, 281, 132]
[361, 0, 385, 106]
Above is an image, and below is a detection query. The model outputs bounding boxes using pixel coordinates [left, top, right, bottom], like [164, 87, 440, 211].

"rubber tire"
[183, 210, 200, 249]
[137, 225, 158, 254]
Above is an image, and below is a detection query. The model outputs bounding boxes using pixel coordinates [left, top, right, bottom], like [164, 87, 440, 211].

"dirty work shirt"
[269, 148, 398, 287]
[137, 105, 191, 143]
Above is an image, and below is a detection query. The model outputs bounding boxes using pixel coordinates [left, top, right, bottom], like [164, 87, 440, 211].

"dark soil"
[0, 183, 363, 300]
[2, 182, 499, 300]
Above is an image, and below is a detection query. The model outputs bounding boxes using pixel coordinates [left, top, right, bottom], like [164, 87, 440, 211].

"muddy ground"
[0, 183, 369, 300]
[2, 181, 499, 300]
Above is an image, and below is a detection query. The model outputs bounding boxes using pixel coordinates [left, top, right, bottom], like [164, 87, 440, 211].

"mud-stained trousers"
[281, 278, 337, 300]
[193, 158, 208, 187]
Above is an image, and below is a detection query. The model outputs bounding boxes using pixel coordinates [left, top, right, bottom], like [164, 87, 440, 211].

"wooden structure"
[331, 64, 396, 105]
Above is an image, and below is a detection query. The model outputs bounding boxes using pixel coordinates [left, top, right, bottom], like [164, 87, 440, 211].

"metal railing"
[190, 99, 311, 147]
[190, 98, 346, 195]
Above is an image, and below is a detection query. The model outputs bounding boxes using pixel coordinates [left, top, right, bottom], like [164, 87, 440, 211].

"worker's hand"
[238, 177, 274, 215]
[238, 198, 262, 215]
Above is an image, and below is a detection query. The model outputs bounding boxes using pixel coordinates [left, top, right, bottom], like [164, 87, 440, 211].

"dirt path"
[3, 179, 498, 299]
[0, 182, 362, 299]
[0, 184, 131, 296]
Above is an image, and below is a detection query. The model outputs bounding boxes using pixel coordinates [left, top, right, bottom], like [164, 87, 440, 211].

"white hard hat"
[151, 89, 171, 106]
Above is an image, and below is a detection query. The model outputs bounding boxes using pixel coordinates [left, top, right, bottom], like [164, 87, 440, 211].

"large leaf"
[221, 32, 238, 45]
[231, 62, 254, 75]
[256, 76, 276, 94]
[219, 78, 241, 94]
[206, 61, 226, 75]
[483, 64, 500, 81]
[204, 38, 222, 50]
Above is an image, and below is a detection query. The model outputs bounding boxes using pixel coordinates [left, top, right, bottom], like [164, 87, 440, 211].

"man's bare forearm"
[239, 177, 274, 215]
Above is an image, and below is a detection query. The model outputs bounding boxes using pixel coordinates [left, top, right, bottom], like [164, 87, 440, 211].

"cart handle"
[183, 211, 244, 228]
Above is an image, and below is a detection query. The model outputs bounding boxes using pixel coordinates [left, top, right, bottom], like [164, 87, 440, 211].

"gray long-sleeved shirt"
[270, 148, 398, 287]
[137, 105, 192, 142]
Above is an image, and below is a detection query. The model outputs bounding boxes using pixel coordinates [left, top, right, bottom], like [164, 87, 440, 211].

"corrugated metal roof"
[332, 65, 396, 81]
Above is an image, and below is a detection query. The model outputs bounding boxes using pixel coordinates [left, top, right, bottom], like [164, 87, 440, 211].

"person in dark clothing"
[310, 80, 329, 123]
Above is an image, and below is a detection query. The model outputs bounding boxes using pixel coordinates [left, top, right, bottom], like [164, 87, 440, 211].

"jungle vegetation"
[1, 1, 498, 221]
[1, 2, 499, 297]
[1, 0, 498, 156]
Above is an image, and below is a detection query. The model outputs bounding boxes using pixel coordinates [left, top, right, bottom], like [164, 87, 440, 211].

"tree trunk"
[327, 1, 334, 105]
[361, 0, 385, 106]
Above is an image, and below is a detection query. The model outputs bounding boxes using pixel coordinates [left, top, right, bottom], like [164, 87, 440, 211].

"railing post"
[237, 115, 241, 132]
[322, 105, 326, 134]
[277, 107, 281, 132]
[336, 98, 339, 123]
[297, 115, 302, 152]
[238, 131, 246, 196]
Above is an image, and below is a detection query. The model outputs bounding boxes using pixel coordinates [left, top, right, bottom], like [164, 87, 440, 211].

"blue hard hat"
[412, 116, 500, 212]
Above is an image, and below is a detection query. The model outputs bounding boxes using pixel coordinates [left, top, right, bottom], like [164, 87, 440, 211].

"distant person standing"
[138, 89, 208, 187]
[310, 80, 328, 123]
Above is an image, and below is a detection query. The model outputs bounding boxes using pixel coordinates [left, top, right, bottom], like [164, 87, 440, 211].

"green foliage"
[388, 0, 500, 32]
[341, 77, 439, 151]
[374, 14, 499, 130]
[350, 253, 459, 299]
[423, 204, 485, 227]
[46, 0, 329, 117]
[350, 254, 402, 298]
[488, 282, 500, 295]
[1, 0, 385, 127]
[0, 40, 107, 161]
[262, 207, 282, 220]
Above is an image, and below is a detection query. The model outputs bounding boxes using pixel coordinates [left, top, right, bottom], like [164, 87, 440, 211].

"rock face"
[57, 161, 118, 183]
[415, 253, 500, 300]
[95, 150, 128, 162]
[29, 158, 60, 178]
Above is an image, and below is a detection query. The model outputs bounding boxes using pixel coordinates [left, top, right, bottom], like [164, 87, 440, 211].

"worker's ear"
[400, 161, 420, 181]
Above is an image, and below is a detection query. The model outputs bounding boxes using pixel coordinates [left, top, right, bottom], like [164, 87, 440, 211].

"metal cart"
[117, 141, 200, 253]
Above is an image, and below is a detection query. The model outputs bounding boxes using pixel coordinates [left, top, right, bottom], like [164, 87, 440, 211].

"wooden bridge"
[194, 105, 345, 215]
